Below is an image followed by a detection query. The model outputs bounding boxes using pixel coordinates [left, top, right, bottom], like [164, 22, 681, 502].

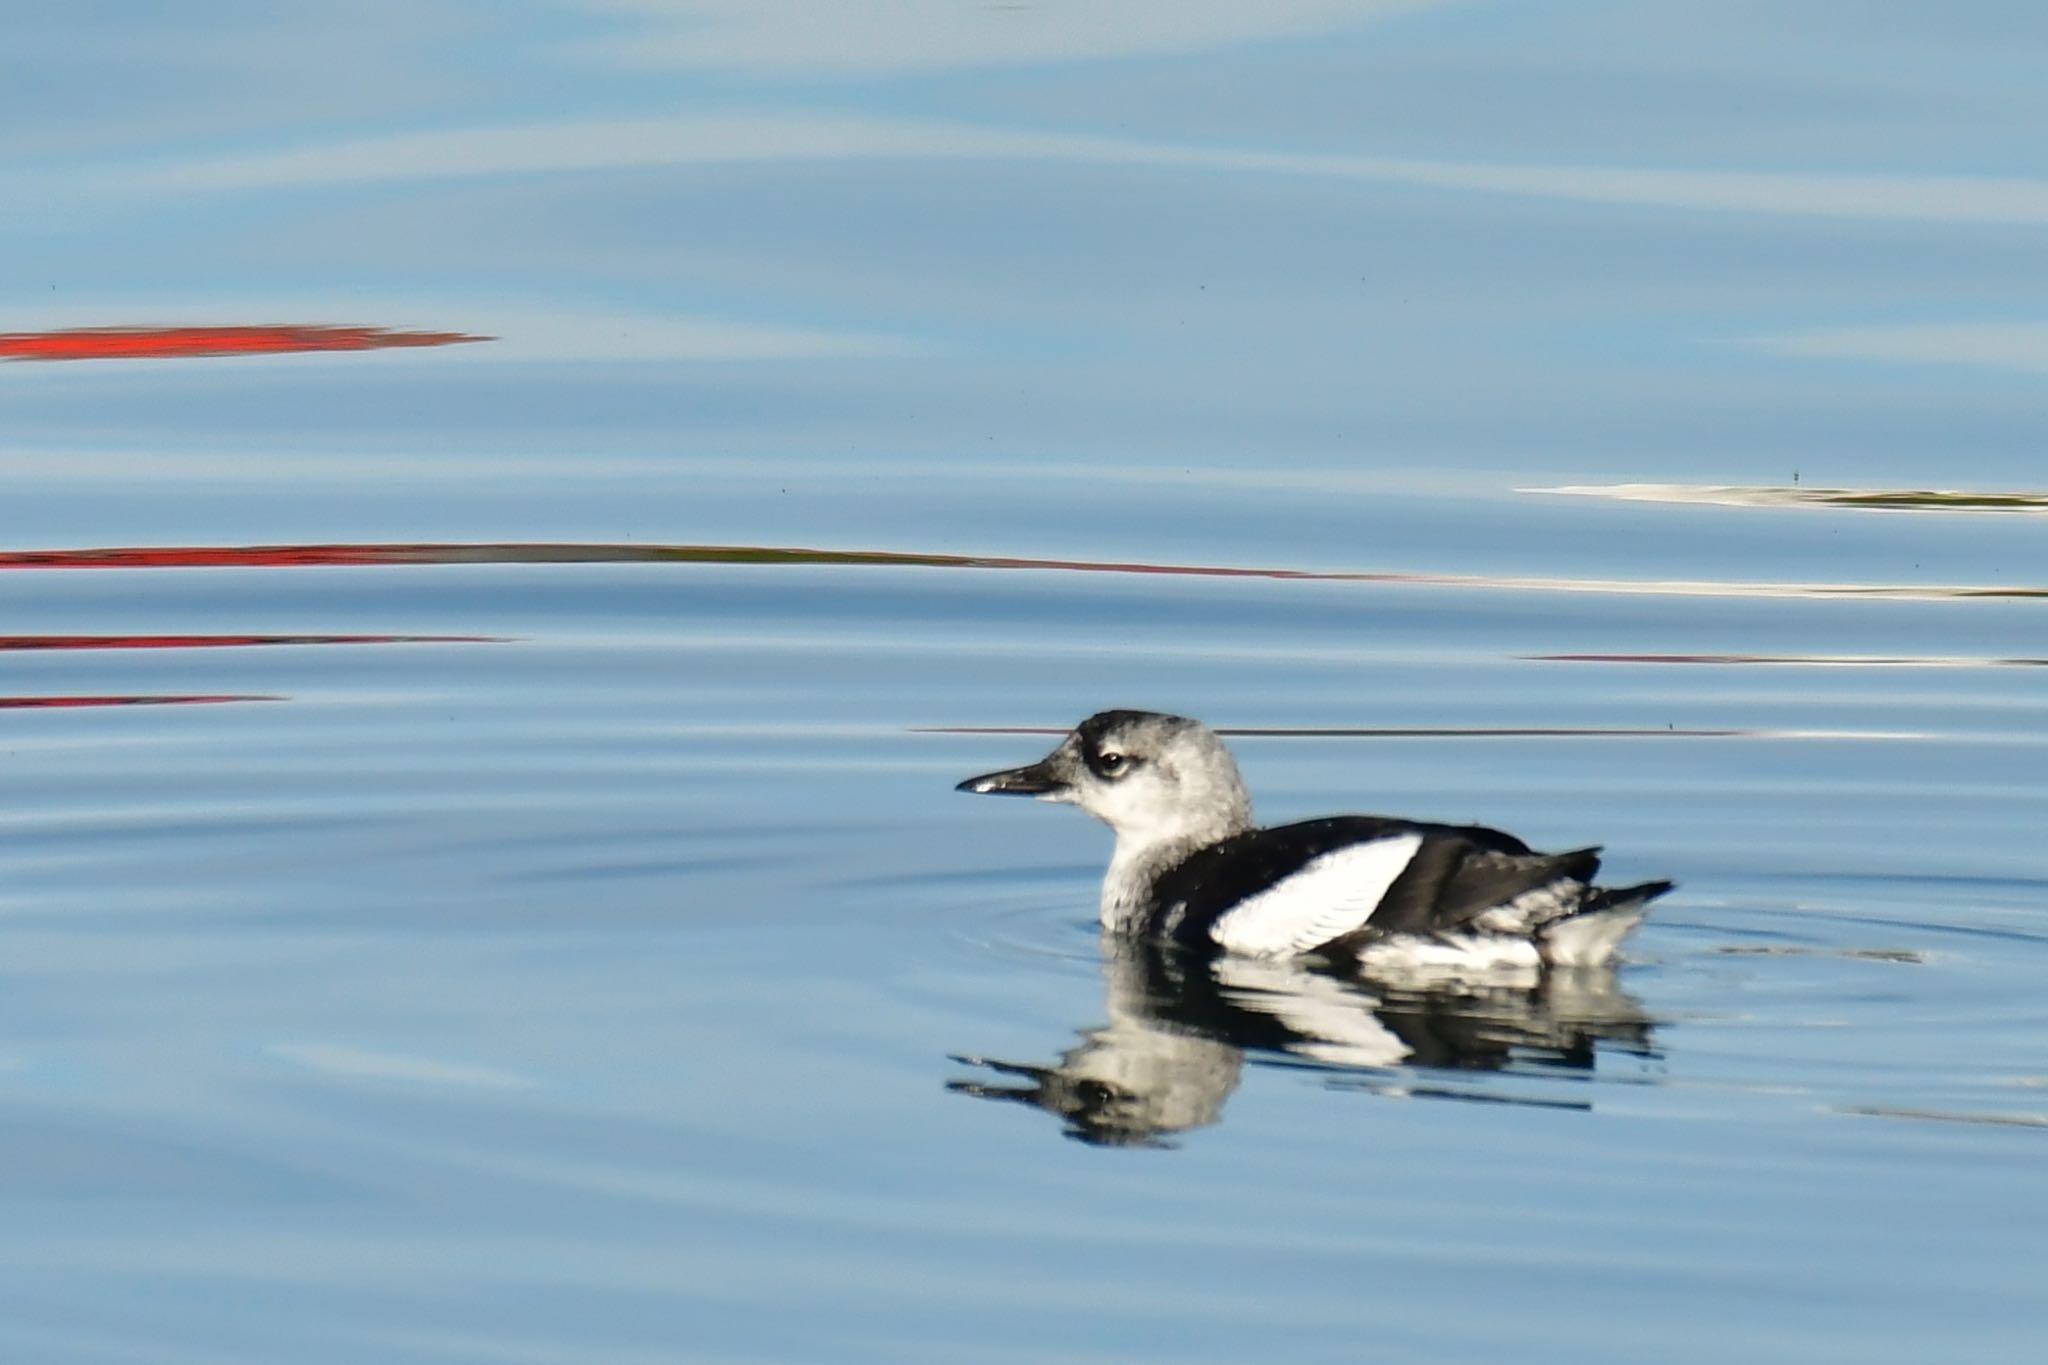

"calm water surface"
[4, 4, 2047, 1362]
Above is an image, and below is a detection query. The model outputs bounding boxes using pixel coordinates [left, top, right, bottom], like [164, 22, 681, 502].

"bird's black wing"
[1149, 816, 1552, 953]
[1358, 838, 1601, 936]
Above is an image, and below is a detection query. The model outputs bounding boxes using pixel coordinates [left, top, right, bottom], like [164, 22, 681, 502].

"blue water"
[5, 4, 2047, 1362]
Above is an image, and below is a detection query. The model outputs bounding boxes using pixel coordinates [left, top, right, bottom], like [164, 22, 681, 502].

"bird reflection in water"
[950, 942, 1656, 1147]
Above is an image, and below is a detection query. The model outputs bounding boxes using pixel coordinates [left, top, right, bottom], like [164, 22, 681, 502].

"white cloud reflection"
[1753, 322, 2048, 374]
[123, 111, 2048, 226]
[578, 0, 1439, 72]
[267, 1042, 535, 1089]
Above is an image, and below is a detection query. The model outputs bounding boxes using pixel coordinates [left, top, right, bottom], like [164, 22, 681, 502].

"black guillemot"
[957, 709, 1672, 971]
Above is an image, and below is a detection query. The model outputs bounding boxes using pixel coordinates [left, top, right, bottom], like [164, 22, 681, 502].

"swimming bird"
[956, 710, 1671, 972]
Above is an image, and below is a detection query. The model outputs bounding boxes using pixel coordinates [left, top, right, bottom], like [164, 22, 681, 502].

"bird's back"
[1146, 815, 1578, 957]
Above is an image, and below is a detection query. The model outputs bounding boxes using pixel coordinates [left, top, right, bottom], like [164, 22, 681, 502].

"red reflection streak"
[0, 543, 1410, 574]
[0, 695, 280, 709]
[0, 325, 490, 362]
[0, 634, 496, 651]
[1, 543, 2039, 602]
[0, 545, 418, 568]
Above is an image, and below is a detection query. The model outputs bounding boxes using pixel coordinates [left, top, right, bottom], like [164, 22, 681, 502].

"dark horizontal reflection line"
[2, 541, 2044, 602]
[1535, 483, 2048, 514]
[928, 726, 1747, 739]
[0, 634, 499, 651]
[0, 694, 282, 709]
[1838, 1104, 2048, 1131]
[1535, 653, 2048, 667]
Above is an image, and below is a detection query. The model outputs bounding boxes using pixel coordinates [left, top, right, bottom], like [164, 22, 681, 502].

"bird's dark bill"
[956, 760, 1065, 796]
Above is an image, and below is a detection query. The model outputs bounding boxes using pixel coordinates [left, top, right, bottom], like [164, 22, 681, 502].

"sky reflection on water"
[5, 3, 2048, 1363]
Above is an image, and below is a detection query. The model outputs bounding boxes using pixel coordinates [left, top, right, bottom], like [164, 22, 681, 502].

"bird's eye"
[1098, 752, 1128, 775]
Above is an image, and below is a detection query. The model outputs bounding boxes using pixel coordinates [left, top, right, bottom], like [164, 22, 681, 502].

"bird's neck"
[1100, 811, 1251, 933]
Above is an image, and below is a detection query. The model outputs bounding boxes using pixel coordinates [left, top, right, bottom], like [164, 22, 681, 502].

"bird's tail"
[1539, 880, 1674, 967]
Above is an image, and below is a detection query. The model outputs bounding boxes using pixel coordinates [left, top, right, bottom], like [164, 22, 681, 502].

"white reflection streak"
[1533, 484, 2048, 512]
[266, 1042, 535, 1089]
[460, 308, 915, 361]
[122, 112, 2048, 225]
[580, 0, 1436, 71]
[1753, 323, 2048, 374]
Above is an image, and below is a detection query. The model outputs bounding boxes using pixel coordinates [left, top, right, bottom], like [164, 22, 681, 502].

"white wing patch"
[1209, 834, 1424, 959]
